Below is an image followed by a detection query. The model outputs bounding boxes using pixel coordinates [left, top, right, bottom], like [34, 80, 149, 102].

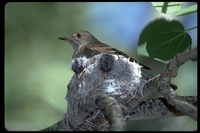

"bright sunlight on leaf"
[137, 18, 192, 62]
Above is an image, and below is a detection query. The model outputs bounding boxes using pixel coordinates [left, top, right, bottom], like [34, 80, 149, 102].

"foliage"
[137, 2, 197, 62]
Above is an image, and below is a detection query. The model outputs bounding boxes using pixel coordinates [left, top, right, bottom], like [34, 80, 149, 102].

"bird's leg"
[127, 57, 131, 61]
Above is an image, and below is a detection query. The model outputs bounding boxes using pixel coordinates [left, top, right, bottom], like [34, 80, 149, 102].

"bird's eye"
[77, 33, 82, 38]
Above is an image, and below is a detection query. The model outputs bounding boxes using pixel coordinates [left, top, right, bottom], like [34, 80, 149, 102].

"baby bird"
[99, 54, 115, 77]
[71, 56, 88, 79]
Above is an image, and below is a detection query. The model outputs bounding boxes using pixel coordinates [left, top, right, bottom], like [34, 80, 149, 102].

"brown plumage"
[58, 30, 150, 70]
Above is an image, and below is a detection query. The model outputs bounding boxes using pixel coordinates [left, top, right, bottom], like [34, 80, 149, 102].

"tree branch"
[157, 48, 197, 120]
[127, 96, 197, 121]
[94, 94, 125, 131]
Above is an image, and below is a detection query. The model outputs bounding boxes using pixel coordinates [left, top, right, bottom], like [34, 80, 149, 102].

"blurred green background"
[5, 2, 197, 131]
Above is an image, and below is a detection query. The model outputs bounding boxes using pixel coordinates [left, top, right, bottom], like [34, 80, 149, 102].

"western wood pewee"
[58, 30, 150, 70]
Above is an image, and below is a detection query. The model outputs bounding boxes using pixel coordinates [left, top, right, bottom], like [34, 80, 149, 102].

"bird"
[99, 54, 115, 77]
[71, 56, 88, 79]
[58, 30, 150, 70]
[58, 30, 177, 90]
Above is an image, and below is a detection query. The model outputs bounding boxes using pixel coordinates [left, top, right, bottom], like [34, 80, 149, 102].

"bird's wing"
[87, 42, 115, 53]
[87, 42, 151, 70]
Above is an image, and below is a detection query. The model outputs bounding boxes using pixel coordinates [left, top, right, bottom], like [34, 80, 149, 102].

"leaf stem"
[186, 26, 197, 32]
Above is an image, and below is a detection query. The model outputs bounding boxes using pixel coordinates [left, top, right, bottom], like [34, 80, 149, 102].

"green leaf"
[152, 2, 183, 14]
[174, 4, 197, 16]
[137, 18, 192, 62]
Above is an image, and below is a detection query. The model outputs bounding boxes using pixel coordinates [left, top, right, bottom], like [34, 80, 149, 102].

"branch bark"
[127, 96, 197, 121]
[158, 48, 197, 120]
[94, 94, 125, 131]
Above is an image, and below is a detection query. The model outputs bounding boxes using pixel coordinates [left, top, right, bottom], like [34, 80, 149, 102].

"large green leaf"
[152, 2, 183, 14]
[137, 18, 192, 62]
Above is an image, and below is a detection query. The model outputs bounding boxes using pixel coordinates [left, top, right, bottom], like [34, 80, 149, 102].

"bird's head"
[58, 30, 99, 51]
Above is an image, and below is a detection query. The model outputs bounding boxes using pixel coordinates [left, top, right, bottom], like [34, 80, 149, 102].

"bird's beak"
[58, 36, 68, 40]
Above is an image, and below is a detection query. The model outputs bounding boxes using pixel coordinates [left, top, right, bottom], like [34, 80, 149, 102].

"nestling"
[99, 54, 115, 77]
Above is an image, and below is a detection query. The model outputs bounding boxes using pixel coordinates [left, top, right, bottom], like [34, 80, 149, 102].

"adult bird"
[58, 30, 150, 70]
